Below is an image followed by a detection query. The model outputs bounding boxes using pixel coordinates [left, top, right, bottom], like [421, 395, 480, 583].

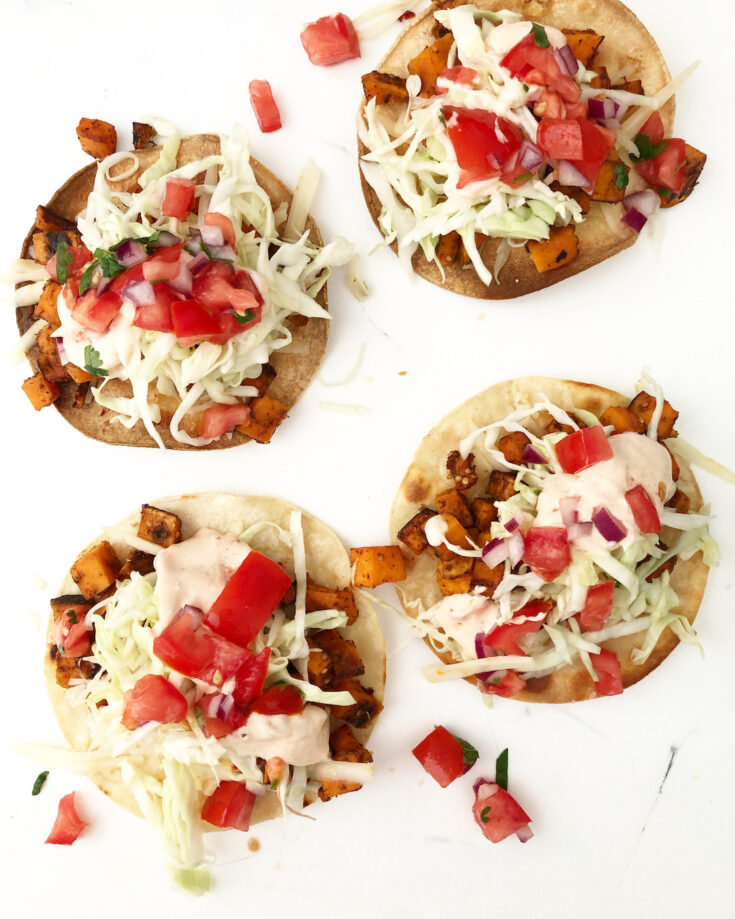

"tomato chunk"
[438, 66, 478, 88]
[46, 792, 88, 845]
[537, 118, 584, 160]
[300, 13, 360, 66]
[232, 647, 272, 707]
[52, 617, 91, 657]
[203, 212, 236, 247]
[412, 725, 477, 787]
[480, 670, 526, 698]
[170, 299, 221, 347]
[625, 485, 662, 534]
[249, 80, 282, 133]
[473, 782, 532, 843]
[72, 288, 122, 333]
[143, 253, 181, 282]
[501, 33, 580, 102]
[196, 692, 248, 739]
[153, 608, 251, 685]
[249, 684, 304, 716]
[121, 674, 188, 730]
[556, 425, 613, 474]
[132, 282, 179, 333]
[201, 403, 251, 439]
[636, 138, 688, 193]
[483, 600, 551, 656]
[161, 178, 196, 220]
[523, 527, 571, 581]
[592, 648, 623, 696]
[443, 108, 523, 187]
[204, 551, 292, 648]
[579, 581, 615, 631]
[201, 781, 255, 832]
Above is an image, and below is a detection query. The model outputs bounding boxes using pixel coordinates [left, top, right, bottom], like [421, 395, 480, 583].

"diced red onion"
[592, 506, 627, 543]
[518, 140, 544, 171]
[508, 532, 525, 567]
[567, 521, 594, 541]
[482, 538, 510, 569]
[151, 230, 180, 249]
[168, 261, 193, 295]
[600, 118, 622, 132]
[184, 236, 203, 256]
[475, 632, 492, 681]
[557, 160, 589, 188]
[621, 208, 647, 233]
[623, 189, 660, 217]
[122, 279, 155, 306]
[187, 251, 210, 275]
[505, 518, 519, 533]
[522, 443, 546, 465]
[217, 694, 235, 719]
[516, 824, 534, 843]
[208, 244, 236, 262]
[55, 337, 68, 364]
[97, 275, 112, 294]
[587, 96, 620, 122]
[473, 779, 499, 797]
[554, 44, 578, 77]
[559, 496, 579, 528]
[201, 225, 224, 248]
[116, 239, 147, 267]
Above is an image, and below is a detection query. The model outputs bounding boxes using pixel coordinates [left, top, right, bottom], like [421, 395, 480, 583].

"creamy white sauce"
[487, 21, 567, 57]
[57, 289, 142, 378]
[425, 514, 449, 547]
[535, 433, 675, 554]
[234, 705, 329, 765]
[428, 593, 502, 659]
[153, 527, 250, 632]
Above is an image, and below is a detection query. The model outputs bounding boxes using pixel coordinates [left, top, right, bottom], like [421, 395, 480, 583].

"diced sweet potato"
[36, 325, 68, 383]
[65, 363, 93, 385]
[435, 487, 473, 527]
[318, 725, 373, 801]
[471, 559, 504, 595]
[589, 66, 611, 89]
[646, 555, 677, 584]
[350, 546, 406, 588]
[437, 570, 472, 596]
[436, 231, 461, 267]
[591, 160, 628, 203]
[55, 654, 100, 688]
[22, 372, 59, 410]
[407, 33, 454, 97]
[540, 410, 574, 435]
[34, 280, 62, 328]
[472, 497, 497, 530]
[119, 549, 156, 580]
[307, 647, 332, 689]
[498, 432, 530, 465]
[660, 144, 706, 209]
[664, 446, 680, 482]
[306, 579, 359, 624]
[599, 404, 645, 434]
[137, 505, 182, 547]
[132, 121, 156, 149]
[70, 541, 121, 599]
[331, 679, 383, 728]
[397, 508, 438, 556]
[628, 392, 679, 439]
[562, 29, 604, 67]
[361, 70, 409, 105]
[613, 78, 643, 94]
[437, 555, 474, 579]
[32, 229, 82, 265]
[666, 488, 690, 514]
[527, 225, 578, 273]
[446, 450, 477, 491]
[434, 514, 471, 562]
[243, 363, 276, 398]
[72, 382, 89, 408]
[35, 204, 75, 232]
[76, 117, 117, 159]
[550, 182, 590, 214]
[236, 395, 289, 444]
[308, 629, 365, 682]
[487, 470, 516, 502]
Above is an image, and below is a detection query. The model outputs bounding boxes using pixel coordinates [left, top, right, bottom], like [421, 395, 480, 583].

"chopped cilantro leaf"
[532, 23, 550, 48]
[84, 345, 108, 378]
[233, 309, 255, 325]
[271, 779, 279, 790]
[32, 771, 49, 796]
[200, 239, 234, 264]
[522, 83, 529, 92]
[630, 133, 667, 162]
[194, 706, 205, 731]
[78, 262, 96, 295]
[66, 610, 78, 624]
[439, 112, 447, 128]
[55, 241, 73, 283]
[659, 188, 673, 199]
[514, 172, 533, 184]
[480, 806, 491, 824]
[93, 248, 125, 279]
[451, 732, 479, 768]
[496, 748, 509, 791]
[614, 163, 629, 190]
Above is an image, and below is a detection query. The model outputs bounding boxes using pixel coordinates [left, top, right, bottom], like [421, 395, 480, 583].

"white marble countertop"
[1, 1, 733, 915]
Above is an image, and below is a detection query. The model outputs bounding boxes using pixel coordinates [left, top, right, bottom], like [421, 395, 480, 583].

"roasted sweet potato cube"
[307, 647, 333, 689]
[664, 446, 680, 482]
[306, 579, 359, 624]
[471, 559, 504, 595]
[613, 78, 643, 94]
[138, 505, 182, 547]
[243, 363, 277, 397]
[34, 280, 62, 328]
[397, 508, 438, 556]
[119, 549, 156, 579]
[435, 487, 473, 527]
[309, 629, 365, 682]
[437, 570, 473, 596]
[36, 325, 68, 382]
[434, 513, 472, 562]
[330, 724, 372, 763]
[350, 546, 406, 588]
[132, 121, 156, 149]
[562, 29, 604, 67]
[55, 655, 100, 688]
[660, 144, 706, 209]
[76, 117, 117, 159]
[65, 363, 93, 385]
[407, 33, 454, 97]
[487, 470, 517, 502]
[599, 405, 645, 434]
[331, 679, 383, 728]
[35, 204, 75, 232]
[589, 66, 611, 89]
[437, 556, 474, 579]
[591, 160, 628, 203]
[72, 382, 89, 408]
[472, 497, 498, 530]
[646, 555, 677, 584]
[550, 182, 590, 214]
[541, 411, 574, 435]
[22, 372, 59, 410]
[527, 225, 578, 273]
[436, 231, 461, 266]
[236, 395, 289, 444]
[498, 432, 530, 465]
[32, 229, 82, 265]
[318, 777, 363, 801]
[361, 70, 409, 105]
[70, 541, 121, 599]
[666, 488, 690, 514]
[50, 594, 95, 626]
[476, 529, 494, 548]
[446, 450, 478, 491]
[628, 392, 679, 439]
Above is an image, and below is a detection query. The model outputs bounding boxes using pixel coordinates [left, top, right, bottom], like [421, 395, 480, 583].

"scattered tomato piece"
[46, 792, 88, 845]
[301, 13, 360, 66]
[249, 80, 282, 133]
[412, 725, 478, 787]
[472, 781, 532, 843]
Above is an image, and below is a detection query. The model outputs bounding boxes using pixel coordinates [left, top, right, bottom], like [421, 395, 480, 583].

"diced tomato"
[193, 264, 259, 313]
[121, 674, 188, 731]
[438, 66, 478, 89]
[201, 403, 251, 439]
[204, 551, 292, 648]
[161, 178, 196, 220]
[132, 282, 179, 332]
[204, 212, 236, 247]
[52, 617, 91, 658]
[196, 692, 248, 739]
[537, 118, 583, 159]
[564, 101, 588, 119]
[443, 107, 523, 187]
[46, 792, 88, 845]
[535, 89, 564, 119]
[170, 299, 221, 347]
[109, 262, 144, 294]
[556, 425, 613, 474]
[636, 138, 688, 193]
[473, 782, 532, 843]
[249, 684, 304, 716]
[625, 485, 662, 533]
[483, 601, 551, 656]
[143, 253, 181, 282]
[47, 246, 92, 282]
[201, 781, 255, 832]
[523, 527, 571, 581]
[72, 288, 123, 333]
[300, 13, 360, 66]
[592, 648, 623, 696]
[480, 670, 527, 698]
[232, 647, 272, 707]
[249, 80, 282, 133]
[412, 725, 475, 787]
[501, 33, 581, 103]
[579, 581, 615, 631]
[153, 608, 251, 685]
[572, 117, 615, 183]
[640, 112, 665, 146]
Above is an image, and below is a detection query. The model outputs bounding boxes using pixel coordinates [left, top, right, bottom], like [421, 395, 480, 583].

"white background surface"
[1, 1, 733, 916]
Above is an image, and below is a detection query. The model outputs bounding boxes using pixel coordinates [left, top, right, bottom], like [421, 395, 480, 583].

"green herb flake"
[270, 779, 279, 790]
[84, 345, 108, 378]
[32, 771, 49, 796]
[514, 172, 533, 185]
[439, 112, 448, 128]
[78, 262, 96, 296]
[614, 163, 629, 190]
[496, 748, 509, 791]
[233, 309, 255, 325]
[522, 83, 529, 92]
[659, 188, 673, 199]
[451, 732, 479, 768]
[194, 706, 205, 731]
[200, 240, 234, 264]
[58, 645, 65, 655]
[631, 133, 667, 163]
[55, 241, 73, 284]
[66, 610, 78, 624]
[480, 806, 491, 824]
[532, 22, 550, 48]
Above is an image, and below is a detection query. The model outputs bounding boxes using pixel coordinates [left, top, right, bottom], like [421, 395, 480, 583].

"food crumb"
[477, 314, 485, 321]
[248, 837, 260, 852]
[398, 371, 407, 376]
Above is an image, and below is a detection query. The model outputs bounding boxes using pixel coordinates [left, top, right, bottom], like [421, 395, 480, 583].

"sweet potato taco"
[39, 494, 384, 890]
[15, 120, 354, 448]
[390, 377, 717, 702]
[358, 0, 706, 298]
